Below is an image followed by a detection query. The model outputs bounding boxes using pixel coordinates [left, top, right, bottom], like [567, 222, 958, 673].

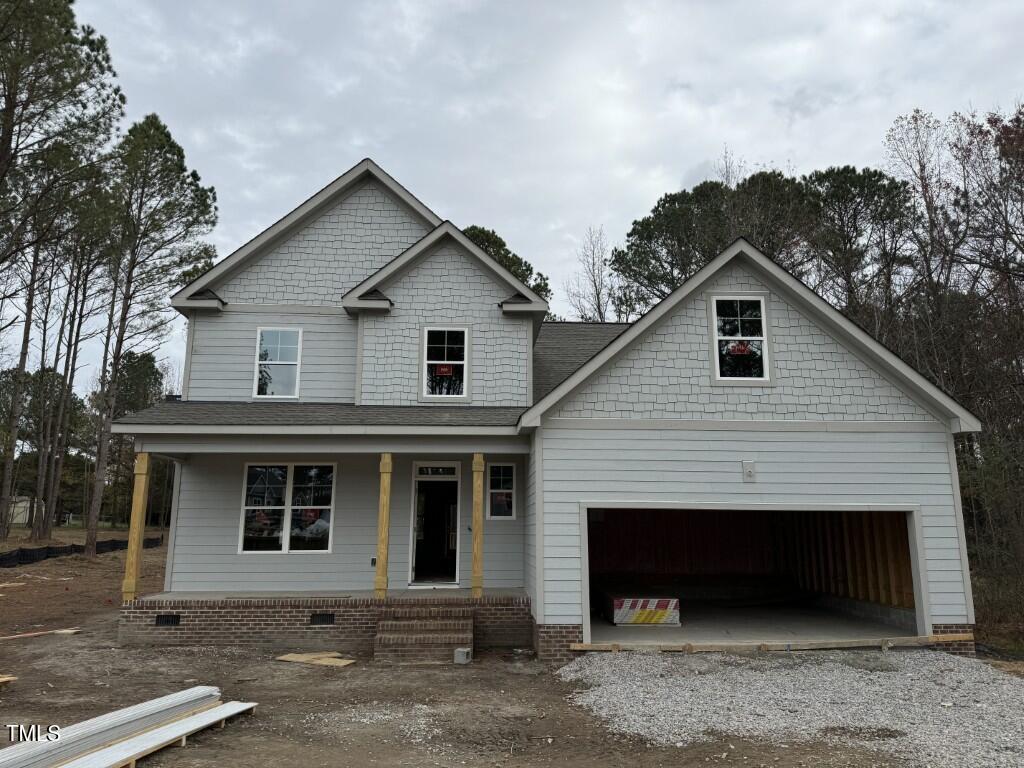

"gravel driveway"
[559, 650, 1024, 767]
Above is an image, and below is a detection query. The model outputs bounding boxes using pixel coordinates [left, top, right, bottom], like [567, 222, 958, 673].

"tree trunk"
[85, 256, 136, 556]
[44, 269, 87, 537]
[0, 244, 41, 539]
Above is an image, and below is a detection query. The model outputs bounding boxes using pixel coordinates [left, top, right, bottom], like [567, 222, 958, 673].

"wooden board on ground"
[276, 651, 355, 668]
[0, 627, 79, 641]
[56, 701, 256, 768]
[569, 633, 975, 654]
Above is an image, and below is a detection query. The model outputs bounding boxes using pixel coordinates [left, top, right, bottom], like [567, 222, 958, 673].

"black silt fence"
[0, 535, 162, 568]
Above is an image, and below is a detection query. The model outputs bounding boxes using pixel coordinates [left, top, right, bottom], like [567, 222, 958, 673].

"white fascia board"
[500, 301, 549, 314]
[170, 297, 223, 312]
[110, 423, 521, 436]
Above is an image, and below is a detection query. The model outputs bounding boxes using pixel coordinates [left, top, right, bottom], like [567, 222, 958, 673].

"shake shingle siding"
[215, 181, 429, 305]
[553, 264, 935, 421]
[360, 241, 532, 407]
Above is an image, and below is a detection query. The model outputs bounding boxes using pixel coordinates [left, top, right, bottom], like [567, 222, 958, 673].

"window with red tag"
[424, 328, 466, 396]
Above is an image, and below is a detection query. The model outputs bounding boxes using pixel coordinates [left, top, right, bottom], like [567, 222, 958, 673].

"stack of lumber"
[0, 685, 255, 768]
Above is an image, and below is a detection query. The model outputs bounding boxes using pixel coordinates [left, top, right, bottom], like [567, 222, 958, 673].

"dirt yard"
[0, 548, 1003, 767]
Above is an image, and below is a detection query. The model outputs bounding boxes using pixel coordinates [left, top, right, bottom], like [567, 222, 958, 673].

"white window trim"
[237, 462, 336, 554]
[711, 295, 771, 382]
[252, 327, 302, 399]
[408, 461, 462, 587]
[485, 462, 516, 520]
[421, 326, 470, 401]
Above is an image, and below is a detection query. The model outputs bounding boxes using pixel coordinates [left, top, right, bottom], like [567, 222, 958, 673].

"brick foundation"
[119, 594, 532, 654]
[535, 624, 583, 665]
[930, 623, 976, 657]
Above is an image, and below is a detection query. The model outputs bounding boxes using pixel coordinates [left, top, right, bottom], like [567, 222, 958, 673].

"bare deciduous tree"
[564, 226, 626, 322]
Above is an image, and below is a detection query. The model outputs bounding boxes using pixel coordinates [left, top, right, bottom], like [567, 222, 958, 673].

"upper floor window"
[423, 327, 466, 398]
[712, 297, 768, 380]
[255, 328, 301, 398]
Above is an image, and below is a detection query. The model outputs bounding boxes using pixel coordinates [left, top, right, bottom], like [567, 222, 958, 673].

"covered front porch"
[114, 428, 532, 659]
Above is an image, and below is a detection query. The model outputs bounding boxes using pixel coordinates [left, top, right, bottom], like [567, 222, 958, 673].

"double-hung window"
[240, 464, 335, 553]
[712, 297, 768, 380]
[423, 328, 466, 397]
[254, 328, 301, 397]
[486, 464, 515, 519]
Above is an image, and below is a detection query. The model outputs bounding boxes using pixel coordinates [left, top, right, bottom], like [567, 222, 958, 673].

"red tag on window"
[435, 364, 453, 376]
[729, 341, 752, 356]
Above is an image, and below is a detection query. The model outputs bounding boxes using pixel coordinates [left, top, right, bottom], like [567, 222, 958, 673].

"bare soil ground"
[0, 550, 935, 767]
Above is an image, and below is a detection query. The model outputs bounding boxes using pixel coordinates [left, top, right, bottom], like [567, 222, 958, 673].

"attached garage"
[522, 243, 979, 661]
[583, 505, 926, 647]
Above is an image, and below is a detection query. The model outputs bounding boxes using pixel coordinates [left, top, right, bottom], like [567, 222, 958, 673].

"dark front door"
[412, 479, 458, 583]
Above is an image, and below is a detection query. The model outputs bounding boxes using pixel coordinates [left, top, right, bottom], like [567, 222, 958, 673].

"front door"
[411, 464, 460, 584]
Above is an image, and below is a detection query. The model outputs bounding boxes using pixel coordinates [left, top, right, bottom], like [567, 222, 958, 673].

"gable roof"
[172, 158, 442, 311]
[341, 221, 549, 313]
[520, 238, 982, 433]
[532, 322, 631, 402]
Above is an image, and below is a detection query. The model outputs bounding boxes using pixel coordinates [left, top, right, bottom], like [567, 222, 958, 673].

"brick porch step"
[373, 607, 474, 663]
[378, 618, 472, 633]
[379, 606, 474, 620]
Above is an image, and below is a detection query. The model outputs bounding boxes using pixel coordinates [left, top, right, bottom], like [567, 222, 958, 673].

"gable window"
[240, 464, 335, 553]
[486, 463, 515, 519]
[424, 328, 466, 397]
[713, 297, 768, 380]
[255, 328, 301, 398]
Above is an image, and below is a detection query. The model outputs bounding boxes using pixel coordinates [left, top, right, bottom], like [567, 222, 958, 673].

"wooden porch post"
[374, 453, 393, 598]
[121, 452, 151, 603]
[471, 453, 485, 598]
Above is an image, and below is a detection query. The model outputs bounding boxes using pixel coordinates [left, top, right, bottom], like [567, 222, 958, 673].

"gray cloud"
[74, 0, 1024, 380]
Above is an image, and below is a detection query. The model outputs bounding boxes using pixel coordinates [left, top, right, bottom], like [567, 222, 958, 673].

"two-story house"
[114, 159, 980, 662]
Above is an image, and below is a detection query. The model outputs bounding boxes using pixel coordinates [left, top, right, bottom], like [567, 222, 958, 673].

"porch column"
[373, 453, 393, 598]
[121, 452, 151, 603]
[471, 453, 485, 598]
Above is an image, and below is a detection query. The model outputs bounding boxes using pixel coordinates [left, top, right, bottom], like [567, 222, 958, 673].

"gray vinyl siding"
[553, 262, 935, 422]
[186, 309, 356, 401]
[213, 181, 429, 305]
[523, 437, 537, 606]
[360, 241, 532, 407]
[167, 453, 524, 592]
[538, 425, 970, 626]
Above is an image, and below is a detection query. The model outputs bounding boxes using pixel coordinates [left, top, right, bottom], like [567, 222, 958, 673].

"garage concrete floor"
[590, 603, 911, 644]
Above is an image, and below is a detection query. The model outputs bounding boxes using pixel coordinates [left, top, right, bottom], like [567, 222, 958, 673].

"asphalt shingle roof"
[532, 321, 632, 401]
[116, 401, 526, 427]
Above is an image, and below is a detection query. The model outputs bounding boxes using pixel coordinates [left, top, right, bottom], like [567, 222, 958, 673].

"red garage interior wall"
[588, 508, 777, 578]
[587, 508, 916, 610]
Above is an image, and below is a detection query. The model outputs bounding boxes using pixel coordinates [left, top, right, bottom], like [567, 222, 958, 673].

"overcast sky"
[73, 0, 1024, 384]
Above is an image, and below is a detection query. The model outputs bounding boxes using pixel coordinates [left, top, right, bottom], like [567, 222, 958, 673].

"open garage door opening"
[586, 507, 922, 647]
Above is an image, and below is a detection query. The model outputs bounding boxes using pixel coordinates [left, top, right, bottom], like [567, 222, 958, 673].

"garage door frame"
[577, 501, 930, 644]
